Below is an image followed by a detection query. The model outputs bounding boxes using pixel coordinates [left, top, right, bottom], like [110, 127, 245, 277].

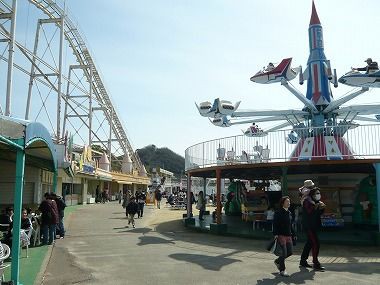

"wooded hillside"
[137, 145, 185, 176]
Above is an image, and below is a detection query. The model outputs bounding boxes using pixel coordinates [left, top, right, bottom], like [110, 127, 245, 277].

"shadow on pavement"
[324, 262, 380, 275]
[155, 219, 269, 253]
[137, 236, 175, 246]
[155, 219, 380, 265]
[121, 227, 152, 235]
[108, 217, 127, 220]
[113, 226, 127, 230]
[169, 250, 242, 271]
[256, 268, 315, 285]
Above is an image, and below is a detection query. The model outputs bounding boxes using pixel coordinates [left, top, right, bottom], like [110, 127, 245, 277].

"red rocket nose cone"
[310, 1, 321, 25]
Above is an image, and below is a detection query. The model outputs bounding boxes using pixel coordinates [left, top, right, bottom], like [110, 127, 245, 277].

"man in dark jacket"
[300, 187, 326, 270]
[126, 197, 139, 228]
[39, 193, 59, 245]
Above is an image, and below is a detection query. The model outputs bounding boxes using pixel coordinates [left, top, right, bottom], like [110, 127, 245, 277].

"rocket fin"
[302, 66, 309, 81]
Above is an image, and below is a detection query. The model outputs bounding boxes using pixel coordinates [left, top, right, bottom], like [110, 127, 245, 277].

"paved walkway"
[37, 201, 380, 285]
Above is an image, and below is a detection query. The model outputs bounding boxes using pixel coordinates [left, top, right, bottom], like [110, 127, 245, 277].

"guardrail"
[185, 124, 380, 171]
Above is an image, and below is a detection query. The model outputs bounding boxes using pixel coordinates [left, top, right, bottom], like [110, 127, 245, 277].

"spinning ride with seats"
[339, 70, 380, 88]
[195, 1, 380, 161]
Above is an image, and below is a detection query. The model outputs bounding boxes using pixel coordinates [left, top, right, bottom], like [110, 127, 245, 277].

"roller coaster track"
[27, 0, 144, 173]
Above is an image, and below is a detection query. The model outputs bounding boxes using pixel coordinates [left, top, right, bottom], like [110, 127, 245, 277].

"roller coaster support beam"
[5, 0, 17, 116]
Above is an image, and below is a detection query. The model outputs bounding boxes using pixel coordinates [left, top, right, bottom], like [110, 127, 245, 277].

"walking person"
[118, 190, 122, 204]
[101, 190, 107, 204]
[95, 185, 100, 203]
[300, 187, 326, 270]
[125, 197, 139, 228]
[136, 191, 146, 218]
[273, 196, 296, 277]
[155, 187, 162, 209]
[196, 191, 206, 221]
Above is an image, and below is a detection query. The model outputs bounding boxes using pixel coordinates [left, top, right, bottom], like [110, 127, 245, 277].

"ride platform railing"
[185, 124, 380, 171]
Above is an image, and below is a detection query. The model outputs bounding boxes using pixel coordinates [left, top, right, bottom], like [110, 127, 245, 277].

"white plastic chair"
[217, 147, 226, 160]
[261, 148, 271, 163]
[21, 229, 32, 258]
[0, 243, 10, 282]
[31, 216, 41, 247]
[251, 151, 262, 163]
[253, 142, 263, 154]
[240, 151, 249, 163]
[226, 150, 235, 160]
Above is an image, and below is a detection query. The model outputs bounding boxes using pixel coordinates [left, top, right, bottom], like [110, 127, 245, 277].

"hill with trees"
[136, 145, 185, 176]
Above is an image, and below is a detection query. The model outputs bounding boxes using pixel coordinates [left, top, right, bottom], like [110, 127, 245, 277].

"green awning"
[0, 114, 57, 283]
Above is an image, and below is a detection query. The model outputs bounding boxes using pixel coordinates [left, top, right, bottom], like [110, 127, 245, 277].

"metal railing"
[185, 124, 380, 171]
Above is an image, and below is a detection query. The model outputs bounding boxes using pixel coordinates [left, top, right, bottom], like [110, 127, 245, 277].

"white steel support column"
[89, 66, 93, 145]
[5, 0, 17, 116]
[62, 66, 72, 137]
[216, 169, 222, 224]
[187, 175, 192, 218]
[62, 64, 92, 141]
[375, 163, 380, 233]
[108, 109, 113, 167]
[25, 20, 41, 120]
[57, 13, 65, 140]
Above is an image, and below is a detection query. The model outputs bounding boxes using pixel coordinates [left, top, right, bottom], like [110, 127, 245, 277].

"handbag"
[266, 237, 283, 256]
[274, 239, 283, 256]
[266, 237, 277, 251]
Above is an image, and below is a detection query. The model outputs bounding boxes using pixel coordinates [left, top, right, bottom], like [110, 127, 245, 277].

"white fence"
[185, 124, 380, 171]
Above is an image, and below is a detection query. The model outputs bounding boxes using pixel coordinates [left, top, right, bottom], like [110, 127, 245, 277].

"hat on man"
[303, 179, 315, 188]
[365, 58, 373, 63]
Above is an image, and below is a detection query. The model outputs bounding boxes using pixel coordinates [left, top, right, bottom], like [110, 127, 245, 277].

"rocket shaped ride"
[305, 1, 334, 108]
[290, 2, 353, 161]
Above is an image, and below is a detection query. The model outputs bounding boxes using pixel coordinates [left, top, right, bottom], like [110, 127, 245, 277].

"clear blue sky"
[9, 0, 380, 156]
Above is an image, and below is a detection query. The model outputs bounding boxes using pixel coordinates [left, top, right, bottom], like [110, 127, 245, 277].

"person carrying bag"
[272, 196, 296, 277]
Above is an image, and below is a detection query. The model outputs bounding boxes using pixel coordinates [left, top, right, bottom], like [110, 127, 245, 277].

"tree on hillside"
[136, 144, 184, 176]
